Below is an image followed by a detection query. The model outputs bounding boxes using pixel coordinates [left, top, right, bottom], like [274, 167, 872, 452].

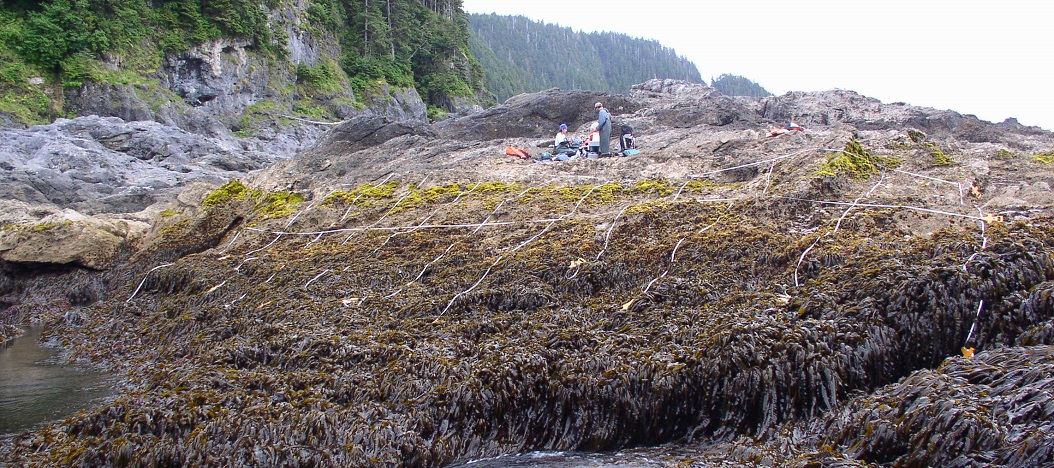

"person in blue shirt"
[595, 102, 612, 157]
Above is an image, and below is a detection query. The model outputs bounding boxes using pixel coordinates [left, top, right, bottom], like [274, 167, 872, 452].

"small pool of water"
[0, 327, 115, 436]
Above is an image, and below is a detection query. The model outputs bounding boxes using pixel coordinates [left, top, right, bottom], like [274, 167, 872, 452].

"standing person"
[595, 102, 612, 157]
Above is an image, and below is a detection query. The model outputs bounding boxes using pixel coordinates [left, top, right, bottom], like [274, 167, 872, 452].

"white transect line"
[961, 205, 993, 352]
[963, 206, 991, 274]
[593, 205, 632, 263]
[304, 269, 331, 288]
[127, 263, 175, 302]
[338, 173, 397, 225]
[794, 174, 886, 287]
[131, 143, 989, 323]
[434, 185, 602, 321]
[343, 175, 429, 244]
[372, 182, 484, 254]
[775, 197, 984, 221]
[687, 146, 825, 179]
[278, 115, 346, 125]
[640, 201, 735, 296]
[964, 300, 985, 348]
[892, 169, 964, 205]
[382, 186, 530, 301]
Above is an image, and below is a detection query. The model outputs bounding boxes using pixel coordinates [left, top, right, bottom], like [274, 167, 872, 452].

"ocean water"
[0, 327, 114, 436]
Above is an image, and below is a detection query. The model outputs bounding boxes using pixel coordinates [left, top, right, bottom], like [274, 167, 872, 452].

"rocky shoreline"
[3, 80, 1054, 466]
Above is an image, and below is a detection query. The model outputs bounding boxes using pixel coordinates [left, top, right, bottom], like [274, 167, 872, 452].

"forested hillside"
[0, 0, 486, 124]
[711, 73, 772, 98]
[468, 13, 703, 102]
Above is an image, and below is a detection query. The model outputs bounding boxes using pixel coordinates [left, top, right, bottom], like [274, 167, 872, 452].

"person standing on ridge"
[595, 102, 612, 157]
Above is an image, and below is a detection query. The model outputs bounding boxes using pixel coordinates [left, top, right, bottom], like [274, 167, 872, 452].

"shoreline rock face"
[3, 80, 1054, 466]
[0, 116, 282, 215]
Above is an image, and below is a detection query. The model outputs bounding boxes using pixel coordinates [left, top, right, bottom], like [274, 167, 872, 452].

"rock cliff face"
[52, 1, 434, 162]
[0, 116, 279, 214]
[4, 79, 1054, 466]
[62, 39, 430, 158]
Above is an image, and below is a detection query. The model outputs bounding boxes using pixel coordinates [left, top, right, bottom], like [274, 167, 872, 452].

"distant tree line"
[468, 13, 704, 102]
[710, 73, 772, 98]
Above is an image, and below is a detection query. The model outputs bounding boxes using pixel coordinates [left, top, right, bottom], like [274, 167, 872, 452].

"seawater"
[0, 327, 114, 436]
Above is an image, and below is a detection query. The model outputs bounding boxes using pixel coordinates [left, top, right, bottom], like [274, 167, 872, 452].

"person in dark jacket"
[595, 102, 612, 157]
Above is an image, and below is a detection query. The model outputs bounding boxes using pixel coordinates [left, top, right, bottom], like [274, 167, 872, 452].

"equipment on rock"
[769, 120, 804, 137]
[619, 124, 635, 155]
[505, 145, 531, 160]
[554, 141, 578, 157]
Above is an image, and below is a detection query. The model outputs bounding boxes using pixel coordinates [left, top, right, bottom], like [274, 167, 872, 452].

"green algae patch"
[634, 180, 674, 197]
[924, 141, 952, 166]
[1, 221, 76, 232]
[323, 182, 399, 206]
[556, 183, 619, 203]
[683, 179, 717, 193]
[816, 138, 902, 180]
[995, 149, 1016, 160]
[1030, 150, 1054, 165]
[202, 180, 262, 207]
[473, 181, 523, 194]
[392, 183, 465, 214]
[31, 221, 74, 232]
[158, 218, 191, 237]
[260, 191, 306, 219]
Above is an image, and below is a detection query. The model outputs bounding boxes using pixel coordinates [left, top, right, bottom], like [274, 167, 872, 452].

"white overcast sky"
[462, 0, 1053, 131]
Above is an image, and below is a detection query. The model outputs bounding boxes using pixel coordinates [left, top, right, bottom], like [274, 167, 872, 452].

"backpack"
[554, 141, 578, 156]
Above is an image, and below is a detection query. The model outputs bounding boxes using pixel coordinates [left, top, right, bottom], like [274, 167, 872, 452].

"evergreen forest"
[710, 73, 772, 98]
[468, 13, 704, 103]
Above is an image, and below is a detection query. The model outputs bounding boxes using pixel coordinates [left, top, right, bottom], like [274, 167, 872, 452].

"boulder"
[0, 209, 149, 270]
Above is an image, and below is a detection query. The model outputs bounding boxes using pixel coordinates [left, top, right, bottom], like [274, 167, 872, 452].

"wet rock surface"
[3, 80, 1054, 466]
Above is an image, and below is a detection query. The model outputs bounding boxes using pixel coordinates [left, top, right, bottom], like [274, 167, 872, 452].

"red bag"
[505, 145, 531, 160]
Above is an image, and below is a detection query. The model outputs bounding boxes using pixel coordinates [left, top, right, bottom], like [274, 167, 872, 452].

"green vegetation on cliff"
[0, 0, 486, 124]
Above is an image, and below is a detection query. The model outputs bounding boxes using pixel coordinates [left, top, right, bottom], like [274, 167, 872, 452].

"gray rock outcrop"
[5, 78, 1054, 272]
[258, 79, 1054, 221]
[435, 88, 639, 141]
[0, 116, 281, 215]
